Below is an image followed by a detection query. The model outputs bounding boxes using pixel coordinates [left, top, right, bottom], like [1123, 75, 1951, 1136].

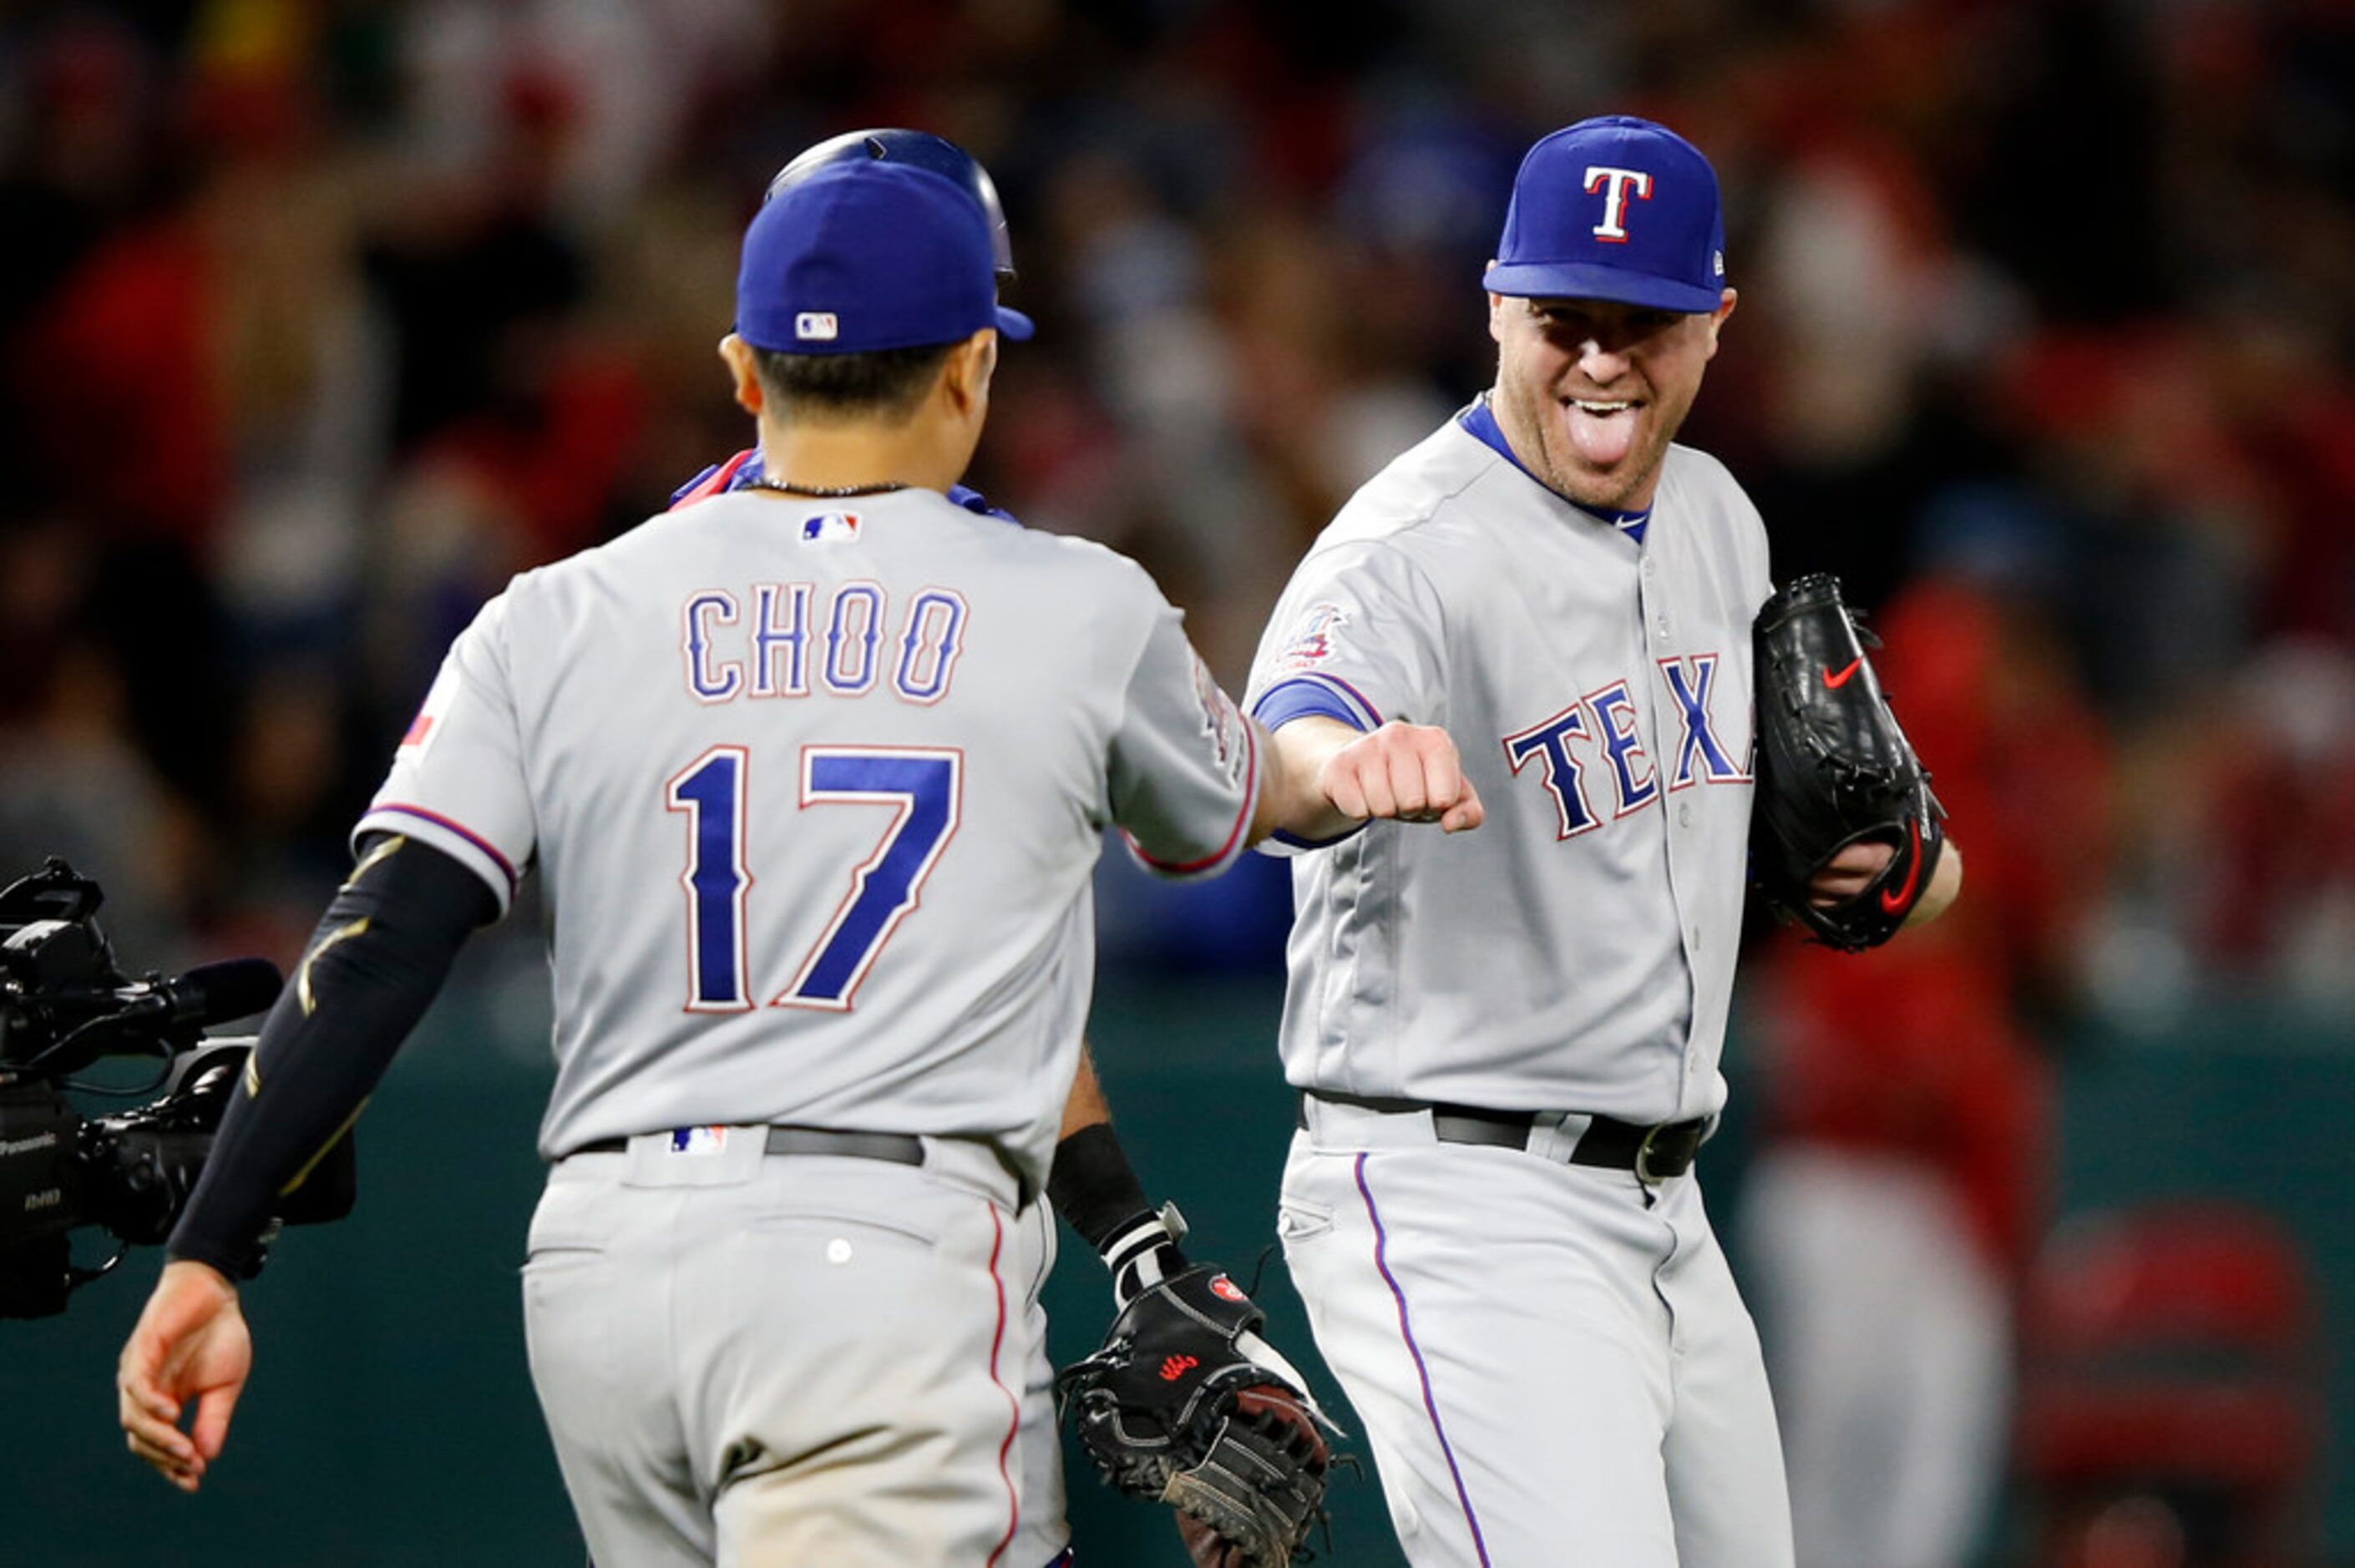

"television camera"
[0, 858, 352, 1318]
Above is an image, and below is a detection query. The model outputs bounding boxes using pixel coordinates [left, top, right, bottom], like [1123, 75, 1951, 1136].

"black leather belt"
[1299, 1092, 1708, 1184]
[572, 1126, 924, 1166]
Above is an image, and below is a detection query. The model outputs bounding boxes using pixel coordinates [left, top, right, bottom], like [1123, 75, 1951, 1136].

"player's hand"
[1061, 1265, 1333, 1565]
[1318, 721, 1485, 833]
[1804, 840, 1962, 929]
[1806, 841, 1892, 908]
[118, 1259, 251, 1493]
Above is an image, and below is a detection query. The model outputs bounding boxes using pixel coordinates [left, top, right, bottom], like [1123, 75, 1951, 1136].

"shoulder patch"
[1274, 603, 1350, 673]
[1191, 653, 1249, 787]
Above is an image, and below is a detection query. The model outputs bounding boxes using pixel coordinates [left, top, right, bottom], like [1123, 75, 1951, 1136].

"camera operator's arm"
[118, 833, 494, 1490]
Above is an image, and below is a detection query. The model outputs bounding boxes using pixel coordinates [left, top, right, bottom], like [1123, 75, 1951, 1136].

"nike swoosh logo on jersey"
[1823, 656, 1863, 688]
[1880, 820, 1923, 914]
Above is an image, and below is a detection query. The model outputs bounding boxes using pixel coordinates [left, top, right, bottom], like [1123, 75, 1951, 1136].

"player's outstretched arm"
[1254, 715, 1483, 845]
[114, 835, 496, 1488]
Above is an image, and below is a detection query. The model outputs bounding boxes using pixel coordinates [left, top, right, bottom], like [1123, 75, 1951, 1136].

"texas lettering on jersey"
[679, 581, 970, 706]
[1502, 651, 1750, 839]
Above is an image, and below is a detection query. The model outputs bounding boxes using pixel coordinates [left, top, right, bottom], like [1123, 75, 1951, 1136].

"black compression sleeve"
[1046, 1121, 1156, 1252]
[166, 835, 498, 1278]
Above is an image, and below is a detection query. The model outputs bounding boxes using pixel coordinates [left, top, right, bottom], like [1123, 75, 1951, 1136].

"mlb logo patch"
[801, 511, 862, 544]
[794, 312, 839, 341]
[667, 1125, 728, 1156]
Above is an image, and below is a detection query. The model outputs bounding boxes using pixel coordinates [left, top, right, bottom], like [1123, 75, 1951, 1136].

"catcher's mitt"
[1750, 573, 1946, 952]
[1058, 1264, 1332, 1567]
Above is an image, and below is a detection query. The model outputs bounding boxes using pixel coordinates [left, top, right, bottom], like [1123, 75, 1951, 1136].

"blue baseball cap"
[737, 159, 1035, 355]
[1482, 116, 1728, 314]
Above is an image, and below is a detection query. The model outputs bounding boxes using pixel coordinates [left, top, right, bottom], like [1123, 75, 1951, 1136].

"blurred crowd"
[6, 0, 2352, 1015]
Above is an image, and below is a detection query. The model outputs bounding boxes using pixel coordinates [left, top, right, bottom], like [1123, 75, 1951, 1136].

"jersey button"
[1679, 801, 1693, 828]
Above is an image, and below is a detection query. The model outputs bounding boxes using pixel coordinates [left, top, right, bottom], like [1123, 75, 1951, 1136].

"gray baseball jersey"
[357, 487, 1257, 1186]
[1258, 402, 1790, 1568]
[1245, 406, 1770, 1124]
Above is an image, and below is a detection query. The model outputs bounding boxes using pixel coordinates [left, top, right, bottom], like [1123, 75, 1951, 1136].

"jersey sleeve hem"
[1267, 819, 1371, 852]
[1249, 674, 1382, 734]
[1120, 716, 1261, 883]
[352, 805, 518, 914]
[1247, 676, 1379, 855]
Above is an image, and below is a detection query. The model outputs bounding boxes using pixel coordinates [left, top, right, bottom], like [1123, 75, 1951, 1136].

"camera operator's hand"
[117, 1259, 251, 1492]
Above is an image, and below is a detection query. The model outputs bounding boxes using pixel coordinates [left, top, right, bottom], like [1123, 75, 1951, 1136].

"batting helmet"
[767, 129, 1017, 284]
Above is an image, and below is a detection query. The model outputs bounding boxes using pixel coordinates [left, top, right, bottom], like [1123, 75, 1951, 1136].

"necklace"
[747, 477, 909, 498]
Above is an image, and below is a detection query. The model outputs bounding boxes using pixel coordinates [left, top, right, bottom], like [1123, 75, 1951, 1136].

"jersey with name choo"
[360, 488, 1257, 1182]
[1245, 411, 1770, 1125]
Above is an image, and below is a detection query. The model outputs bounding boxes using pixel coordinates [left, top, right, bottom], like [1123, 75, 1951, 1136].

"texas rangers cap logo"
[1583, 166, 1653, 242]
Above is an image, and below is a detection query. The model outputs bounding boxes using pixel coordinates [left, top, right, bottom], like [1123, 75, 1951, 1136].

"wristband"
[1046, 1121, 1153, 1250]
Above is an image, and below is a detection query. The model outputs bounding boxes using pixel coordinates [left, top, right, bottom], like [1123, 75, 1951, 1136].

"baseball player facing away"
[666, 128, 1325, 1568]
[114, 155, 1481, 1565]
[1240, 116, 1962, 1566]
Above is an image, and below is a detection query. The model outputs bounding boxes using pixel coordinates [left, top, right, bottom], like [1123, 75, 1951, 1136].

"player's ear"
[718, 333, 765, 415]
[1702, 289, 1736, 358]
[939, 328, 996, 418]
[1486, 286, 1510, 345]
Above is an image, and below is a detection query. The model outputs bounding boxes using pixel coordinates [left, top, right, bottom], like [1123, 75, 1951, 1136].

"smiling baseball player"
[114, 150, 1479, 1565]
[1244, 116, 1960, 1565]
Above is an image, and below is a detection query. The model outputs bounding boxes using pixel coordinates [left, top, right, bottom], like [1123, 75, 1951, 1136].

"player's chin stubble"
[1499, 376, 1670, 515]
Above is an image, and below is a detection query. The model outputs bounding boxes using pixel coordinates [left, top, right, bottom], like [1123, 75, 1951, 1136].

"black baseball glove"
[1750, 573, 1946, 951]
[1058, 1264, 1332, 1567]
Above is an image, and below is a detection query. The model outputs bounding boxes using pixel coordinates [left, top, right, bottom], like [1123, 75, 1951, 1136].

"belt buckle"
[1633, 1123, 1666, 1186]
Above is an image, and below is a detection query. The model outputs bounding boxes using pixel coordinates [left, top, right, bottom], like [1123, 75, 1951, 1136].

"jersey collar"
[681, 447, 1024, 526]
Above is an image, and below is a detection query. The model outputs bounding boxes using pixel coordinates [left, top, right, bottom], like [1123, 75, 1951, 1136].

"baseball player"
[664, 128, 1334, 1566]
[1235, 116, 1962, 1565]
[114, 152, 1481, 1565]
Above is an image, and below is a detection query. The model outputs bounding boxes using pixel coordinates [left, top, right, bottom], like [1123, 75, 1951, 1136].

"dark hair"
[750, 342, 955, 421]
